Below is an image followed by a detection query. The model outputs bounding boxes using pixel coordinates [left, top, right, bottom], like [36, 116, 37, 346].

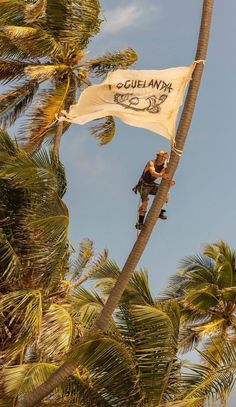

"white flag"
[59, 64, 195, 141]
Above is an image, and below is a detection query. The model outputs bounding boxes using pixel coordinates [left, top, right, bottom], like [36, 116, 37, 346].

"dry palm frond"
[0, 0, 25, 25]
[0, 59, 27, 83]
[74, 248, 109, 288]
[2, 25, 63, 59]
[90, 116, 116, 145]
[20, 79, 70, 151]
[70, 239, 94, 282]
[24, 64, 69, 81]
[0, 80, 39, 127]
[24, 0, 47, 23]
[86, 48, 138, 78]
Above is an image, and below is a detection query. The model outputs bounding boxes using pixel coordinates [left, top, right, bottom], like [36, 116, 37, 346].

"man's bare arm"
[148, 161, 164, 178]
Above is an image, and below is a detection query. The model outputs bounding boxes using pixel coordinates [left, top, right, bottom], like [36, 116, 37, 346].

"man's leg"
[136, 196, 149, 229]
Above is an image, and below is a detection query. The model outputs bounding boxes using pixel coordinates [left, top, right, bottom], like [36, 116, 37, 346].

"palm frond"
[0, 32, 29, 60]
[122, 268, 155, 306]
[2, 25, 63, 59]
[39, 304, 73, 360]
[90, 116, 116, 145]
[0, 148, 65, 197]
[0, 128, 19, 157]
[0, 228, 24, 284]
[183, 285, 219, 312]
[67, 336, 142, 406]
[86, 48, 138, 78]
[24, 0, 47, 23]
[0, 80, 39, 127]
[20, 79, 70, 151]
[0, 59, 28, 83]
[45, 0, 102, 51]
[0, 290, 42, 360]
[25, 64, 69, 81]
[0, 0, 25, 25]
[119, 304, 180, 405]
[74, 247, 109, 287]
[3, 362, 114, 407]
[181, 341, 236, 406]
[71, 286, 105, 329]
[70, 239, 94, 282]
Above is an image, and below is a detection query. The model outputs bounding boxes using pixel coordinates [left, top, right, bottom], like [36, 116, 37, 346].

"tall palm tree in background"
[17, 1, 216, 405]
[163, 242, 236, 355]
[0, 0, 138, 155]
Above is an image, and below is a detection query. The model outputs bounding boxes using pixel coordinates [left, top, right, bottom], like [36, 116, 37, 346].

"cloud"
[102, 2, 160, 34]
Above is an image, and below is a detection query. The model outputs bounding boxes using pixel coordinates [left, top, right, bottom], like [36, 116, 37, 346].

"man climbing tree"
[133, 150, 175, 229]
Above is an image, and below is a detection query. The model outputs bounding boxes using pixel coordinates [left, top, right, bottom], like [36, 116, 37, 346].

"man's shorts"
[137, 181, 159, 199]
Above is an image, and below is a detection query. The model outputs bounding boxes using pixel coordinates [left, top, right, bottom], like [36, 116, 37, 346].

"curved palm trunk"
[18, 1, 215, 405]
[53, 121, 64, 158]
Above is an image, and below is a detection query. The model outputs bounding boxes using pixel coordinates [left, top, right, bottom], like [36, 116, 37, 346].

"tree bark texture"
[17, 1, 215, 405]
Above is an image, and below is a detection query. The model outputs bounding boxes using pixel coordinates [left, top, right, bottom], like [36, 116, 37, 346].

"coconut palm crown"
[2, 256, 236, 407]
[0, 0, 138, 153]
[163, 242, 236, 353]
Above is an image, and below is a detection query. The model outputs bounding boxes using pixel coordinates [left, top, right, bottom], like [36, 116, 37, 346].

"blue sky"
[62, 0, 236, 289]
[60, 1, 236, 402]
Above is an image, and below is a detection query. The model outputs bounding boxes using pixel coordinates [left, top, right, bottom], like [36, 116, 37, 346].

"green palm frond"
[86, 48, 138, 78]
[24, 0, 47, 23]
[39, 304, 73, 360]
[0, 59, 28, 83]
[131, 305, 178, 405]
[0, 228, 23, 284]
[181, 341, 236, 406]
[27, 198, 69, 289]
[20, 79, 70, 151]
[0, 128, 19, 157]
[45, 0, 102, 51]
[0, 149, 65, 197]
[28, 198, 68, 245]
[2, 25, 63, 59]
[71, 287, 105, 329]
[0, 290, 42, 360]
[90, 116, 116, 145]
[3, 362, 113, 407]
[68, 336, 141, 406]
[204, 241, 236, 264]
[0, 32, 29, 60]
[122, 269, 155, 306]
[183, 285, 219, 312]
[0, 80, 39, 127]
[118, 304, 180, 405]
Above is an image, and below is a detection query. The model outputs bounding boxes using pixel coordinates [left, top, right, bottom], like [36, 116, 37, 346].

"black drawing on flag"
[114, 93, 168, 113]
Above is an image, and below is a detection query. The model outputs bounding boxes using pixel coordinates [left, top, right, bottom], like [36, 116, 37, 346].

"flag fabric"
[59, 64, 196, 141]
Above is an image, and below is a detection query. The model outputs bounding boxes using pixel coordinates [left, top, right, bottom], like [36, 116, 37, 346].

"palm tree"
[0, 0, 138, 155]
[0, 127, 70, 366]
[2, 265, 235, 406]
[162, 241, 236, 354]
[17, 1, 216, 405]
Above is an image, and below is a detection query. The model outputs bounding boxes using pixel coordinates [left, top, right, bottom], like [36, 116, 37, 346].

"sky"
[61, 0, 236, 290]
[59, 0, 236, 403]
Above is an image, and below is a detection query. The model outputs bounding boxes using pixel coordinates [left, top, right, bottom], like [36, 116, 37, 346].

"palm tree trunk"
[17, 1, 215, 405]
[53, 121, 63, 158]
